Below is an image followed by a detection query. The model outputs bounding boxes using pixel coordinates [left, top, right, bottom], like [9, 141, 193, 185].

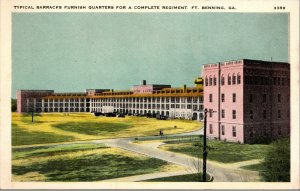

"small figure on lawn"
[159, 129, 164, 136]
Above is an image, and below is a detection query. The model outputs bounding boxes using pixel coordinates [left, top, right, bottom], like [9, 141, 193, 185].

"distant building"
[17, 80, 204, 121]
[203, 59, 290, 143]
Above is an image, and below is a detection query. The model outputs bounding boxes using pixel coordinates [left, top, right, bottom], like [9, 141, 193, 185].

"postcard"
[0, 0, 299, 189]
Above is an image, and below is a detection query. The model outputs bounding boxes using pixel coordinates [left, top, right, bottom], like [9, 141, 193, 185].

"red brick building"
[203, 59, 290, 143]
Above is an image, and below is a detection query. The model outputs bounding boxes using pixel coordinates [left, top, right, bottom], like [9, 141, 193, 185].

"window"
[249, 76, 253, 85]
[228, 75, 232, 85]
[209, 124, 213, 134]
[221, 76, 225, 85]
[209, 94, 213, 102]
[278, 94, 281, 102]
[209, 109, 213, 118]
[213, 76, 217, 86]
[264, 77, 269, 85]
[250, 110, 253, 119]
[221, 125, 225, 135]
[245, 76, 249, 84]
[278, 110, 281, 118]
[232, 93, 236, 102]
[221, 109, 225, 118]
[273, 77, 277, 85]
[232, 126, 236, 137]
[205, 77, 208, 86]
[249, 94, 253, 103]
[249, 127, 254, 138]
[209, 77, 212, 86]
[263, 110, 267, 119]
[263, 94, 267, 102]
[232, 75, 236, 85]
[232, 110, 236, 119]
[278, 126, 282, 135]
[254, 76, 258, 85]
[263, 126, 267, 136]
[221, 93, 225, 102]
[260, 76, 264, 85]
[237, 74, 241, 84]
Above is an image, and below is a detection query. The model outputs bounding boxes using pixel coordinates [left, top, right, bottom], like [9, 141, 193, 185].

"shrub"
[260, 137, 290, 182]
[11, 98, 17, 112]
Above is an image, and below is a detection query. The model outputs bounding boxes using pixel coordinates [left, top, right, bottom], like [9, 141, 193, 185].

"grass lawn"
[12, 123, 75, 146]
[240, 163, 264, 171]
[12, 143, 183, 182]
[160, 140, 271, 163]
[143, 173, 211, 182]
[12, 112, 201, 146]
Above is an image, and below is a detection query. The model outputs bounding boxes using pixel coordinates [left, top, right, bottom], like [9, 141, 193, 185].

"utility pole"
[202, 108, 216, 182]
[202, 108, 208, 182]
[31, 109, 34, 122]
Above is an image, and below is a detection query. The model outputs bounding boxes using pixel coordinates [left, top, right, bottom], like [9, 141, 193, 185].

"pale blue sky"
[12, 13, 288, 98]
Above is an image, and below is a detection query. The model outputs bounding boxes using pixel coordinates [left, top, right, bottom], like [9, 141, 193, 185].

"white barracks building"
[17, 79, 204, 120]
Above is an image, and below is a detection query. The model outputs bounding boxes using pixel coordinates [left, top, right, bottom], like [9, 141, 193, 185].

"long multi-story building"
[17, 80, 204, 121]
[203, 59, 290, 143]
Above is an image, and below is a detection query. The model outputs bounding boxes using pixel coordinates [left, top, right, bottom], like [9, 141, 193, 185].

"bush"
[11, 98, 17, 112]
[260, 137, 290, 182]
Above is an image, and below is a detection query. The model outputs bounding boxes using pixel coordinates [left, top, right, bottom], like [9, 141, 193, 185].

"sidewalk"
[101, 170, 195, 182]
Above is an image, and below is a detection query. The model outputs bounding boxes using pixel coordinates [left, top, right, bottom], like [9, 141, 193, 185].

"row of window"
[249, 109, 289, 119]
[42, 97, 203, 103]
[209, 93, 237, 103]
[209, 124, 237, 137]
[219, 109, 236, 119]
[209, 125, 286, 138]
[205, 75, 289, 86]
[91, 97, 203, 103]
[43, 103, 85, 107]
[249, 93, 289, 103]
[209, 93, 289, 103]
[245, 76, 289, 86]
[205, 74, 242, 86]
[92, 103, 204, 110]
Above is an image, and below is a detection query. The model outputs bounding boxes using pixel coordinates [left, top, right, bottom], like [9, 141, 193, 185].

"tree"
[11, 98, 17, 112]
[260, 137, 290, 182]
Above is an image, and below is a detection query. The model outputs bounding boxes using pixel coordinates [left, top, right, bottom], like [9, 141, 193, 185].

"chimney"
[142, 80, 146, 85]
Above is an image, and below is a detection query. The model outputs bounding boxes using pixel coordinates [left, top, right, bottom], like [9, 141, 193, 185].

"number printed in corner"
[274, 6, 285, 10]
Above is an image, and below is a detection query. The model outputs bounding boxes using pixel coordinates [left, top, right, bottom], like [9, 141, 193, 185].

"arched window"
[228, 74, 232, 85]
[237, 73, 241, 84]
[232, 73, 236, 85]
[213, 75, 217, 86]
[221, 75, 225, 85]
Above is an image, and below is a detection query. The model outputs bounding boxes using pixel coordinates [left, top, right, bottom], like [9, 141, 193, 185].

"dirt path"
[102, 139, 260, 182]
[13, 129, 261, 182]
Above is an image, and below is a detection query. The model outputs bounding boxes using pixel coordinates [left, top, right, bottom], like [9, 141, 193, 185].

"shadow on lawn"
[13, 152, 168, 181]
[52, 122, 133, 135]
[12, 123, 75, 146]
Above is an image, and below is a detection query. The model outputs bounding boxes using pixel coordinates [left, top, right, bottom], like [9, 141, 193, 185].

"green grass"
[12, 144, 174, 181]
[12, 112, 201, 146]
[160, 140, 271, 163]
[144, 173, 211, 182]
[12, 123, 75, 146]
[240, 163, 264, 171]
[52, 122, 133, 135]
[12, 143, 108, 160]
